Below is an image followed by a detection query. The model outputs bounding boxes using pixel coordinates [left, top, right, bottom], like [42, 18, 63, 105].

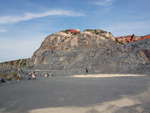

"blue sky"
[0, 0, 150, 63]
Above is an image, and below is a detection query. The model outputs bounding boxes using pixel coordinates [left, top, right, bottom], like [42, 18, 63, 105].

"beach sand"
[0, 74, 149, 113]
[71, 74, 146, 78]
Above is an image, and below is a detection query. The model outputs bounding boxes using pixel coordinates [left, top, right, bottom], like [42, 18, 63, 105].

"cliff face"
[1, 29, 150, 75]
[87, 39, 150, 74]
[29, 29, 150, 75]
[39, 29, 115, 50]
[30, 29, 116, 67]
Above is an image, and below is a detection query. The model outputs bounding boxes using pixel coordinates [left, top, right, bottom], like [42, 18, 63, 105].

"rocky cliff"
[27, 29, 150, 75]
[1, 29, 150, 75]
[0, 58, 30, 70]
[29, 29, 116, 67]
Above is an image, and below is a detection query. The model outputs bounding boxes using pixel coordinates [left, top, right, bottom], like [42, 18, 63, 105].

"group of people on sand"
[27, 68, 89, 79]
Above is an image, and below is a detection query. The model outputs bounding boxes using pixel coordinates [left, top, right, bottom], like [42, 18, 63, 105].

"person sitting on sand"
[32, 72, 36, 79]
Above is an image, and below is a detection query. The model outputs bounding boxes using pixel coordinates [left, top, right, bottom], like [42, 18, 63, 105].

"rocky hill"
[29, 29, 116, 68]
[1, 29, 150, 76]
[27, 29, 150, 75]
[0, 58, 30, 70]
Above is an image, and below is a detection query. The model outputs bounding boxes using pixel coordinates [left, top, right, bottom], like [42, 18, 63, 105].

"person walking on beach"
[86, 68, 88, 73]
[130, 34, 135, 42]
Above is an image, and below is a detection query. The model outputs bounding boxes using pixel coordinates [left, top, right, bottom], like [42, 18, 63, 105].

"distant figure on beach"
[0, 78, 5, 83]
[86, 68, 88, 73]
[28, 73, 31, 80]
[130, 34, 135, 41]
[32, 72, 36, 79]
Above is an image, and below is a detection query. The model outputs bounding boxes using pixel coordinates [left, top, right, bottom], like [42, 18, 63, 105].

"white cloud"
[93, 0, 115, 13]
[94, 0, 114, 6]
[0, 10, 84, 24]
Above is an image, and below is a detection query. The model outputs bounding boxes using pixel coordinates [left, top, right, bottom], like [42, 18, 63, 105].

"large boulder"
[30, 29, 116, 67]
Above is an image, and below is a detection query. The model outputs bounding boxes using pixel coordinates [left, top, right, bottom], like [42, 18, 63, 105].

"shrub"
[13, 72, 17, 78]
[0, 73, 7, 79]
[84, 29, 94, 32]
[21, 59, 27, 66]
[84, 29, 107, 35]
[74, 46, 78, 49]
[102, 35, 109, 39]
[6, 77, 12, 81]
[62, 30, 70, 34]
[16, 59, 21, 65]
[23, 62, 26, 66]
[115, 39, 123, 44]
[15, 75, 21, 80]
[62, 30, 79, 35]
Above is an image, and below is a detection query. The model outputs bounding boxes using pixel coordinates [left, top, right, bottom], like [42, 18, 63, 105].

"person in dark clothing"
[130, 34, 135, 41]
[0, 78, 5, 83]
[86, 68, 88, 73]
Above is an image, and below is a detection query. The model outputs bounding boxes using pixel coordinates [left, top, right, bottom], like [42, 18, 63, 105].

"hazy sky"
[0, 0, 150, 62]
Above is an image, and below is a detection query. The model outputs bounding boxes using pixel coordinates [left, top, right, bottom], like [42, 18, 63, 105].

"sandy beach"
[29, 96, 145, 113]
[0, 75, 150, 113]
[72, 74, 147, 78]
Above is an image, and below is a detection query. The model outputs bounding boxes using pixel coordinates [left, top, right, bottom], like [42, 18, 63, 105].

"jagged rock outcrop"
[39, 29, 115, 50]
[87, 39, 150, 74]
[30, 29, 116, 67]
[29, 29, 150, 75]
[0, 58, 30, 70]
[115, 34, 150, 44]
